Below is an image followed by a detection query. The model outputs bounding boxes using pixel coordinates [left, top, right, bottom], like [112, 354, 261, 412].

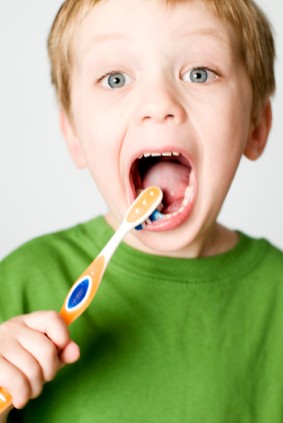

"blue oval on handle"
[67, 278, 90, 309]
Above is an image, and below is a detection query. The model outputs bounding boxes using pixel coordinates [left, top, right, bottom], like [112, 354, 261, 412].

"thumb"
[59, 340, 80, 365]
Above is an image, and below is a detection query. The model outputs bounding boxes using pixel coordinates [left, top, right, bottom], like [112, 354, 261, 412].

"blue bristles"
[134, 209, 164, 230]
[148, 209, 163, 222]
[135, 223, 145, 231]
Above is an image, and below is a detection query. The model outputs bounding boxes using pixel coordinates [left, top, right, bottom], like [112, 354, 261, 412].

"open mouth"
[129, 150, 195, 231]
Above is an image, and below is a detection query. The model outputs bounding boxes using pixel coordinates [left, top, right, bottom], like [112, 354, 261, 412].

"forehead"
[73, 0, 241, 59]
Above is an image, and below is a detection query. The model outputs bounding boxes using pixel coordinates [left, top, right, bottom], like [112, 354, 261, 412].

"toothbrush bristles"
[149, 209, 163, 222]
[134, 209, 164, 230]
[135, 223, 145, 231]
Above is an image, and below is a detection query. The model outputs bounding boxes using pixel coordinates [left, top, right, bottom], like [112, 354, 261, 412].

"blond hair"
[48, 0, 276, 119]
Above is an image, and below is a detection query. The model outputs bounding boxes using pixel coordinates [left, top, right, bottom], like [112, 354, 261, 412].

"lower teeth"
[149, 185, 194, 222]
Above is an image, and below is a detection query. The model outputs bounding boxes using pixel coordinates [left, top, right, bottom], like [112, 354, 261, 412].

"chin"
[133, 220, 201, 257]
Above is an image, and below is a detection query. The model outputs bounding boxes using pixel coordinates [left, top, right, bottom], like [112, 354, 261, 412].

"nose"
[133, 79, 187, 126]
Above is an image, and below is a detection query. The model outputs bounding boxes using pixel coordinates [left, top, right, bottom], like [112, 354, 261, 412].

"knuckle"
[46, 311, 69, 342]
[0, 320, 19, 336]
[26, 361, 42, 385]
[41, 343, 59, 381]
[22, 361, 44, 401]
[43, 340, 58, 360]
[0, 317, 27, 344]
[46, 310, 61, 323]
[13, 373, 30, 394]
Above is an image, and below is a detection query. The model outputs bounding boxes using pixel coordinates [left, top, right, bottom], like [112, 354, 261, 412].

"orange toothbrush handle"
[60, 255, 105, 325]
[0, 387, 12, 414]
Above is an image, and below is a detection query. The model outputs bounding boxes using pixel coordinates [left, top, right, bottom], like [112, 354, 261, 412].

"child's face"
[63, 0, 255, 256]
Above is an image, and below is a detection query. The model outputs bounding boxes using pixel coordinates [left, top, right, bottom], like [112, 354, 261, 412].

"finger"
[59, 340, 80, 365]
[17, 328, 60, 382]
[22, 311, 70, 350]
[0, 356, 31, 409]
[1, 341, 44, 400]
[0, 315, 60, 384]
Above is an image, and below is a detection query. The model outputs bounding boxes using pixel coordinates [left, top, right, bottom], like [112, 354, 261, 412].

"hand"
[0, 311, 80, 409]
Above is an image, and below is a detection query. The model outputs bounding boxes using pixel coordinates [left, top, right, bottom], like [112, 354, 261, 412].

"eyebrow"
[85, 33, 127, 49]
[81, 33, 128, 59]
[91, 33, 127, 43]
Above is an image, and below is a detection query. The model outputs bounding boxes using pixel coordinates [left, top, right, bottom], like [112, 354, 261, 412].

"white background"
[0, 0, 282, 259]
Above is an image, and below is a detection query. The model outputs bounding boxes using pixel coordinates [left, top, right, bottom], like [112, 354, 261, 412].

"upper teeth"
[139, 151, 180, 159]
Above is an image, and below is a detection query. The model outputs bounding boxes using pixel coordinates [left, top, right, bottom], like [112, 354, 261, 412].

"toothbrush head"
[124, 186, 162, 230]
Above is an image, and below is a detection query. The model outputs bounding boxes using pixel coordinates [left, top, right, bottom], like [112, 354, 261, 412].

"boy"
[0, 0, 282, 421]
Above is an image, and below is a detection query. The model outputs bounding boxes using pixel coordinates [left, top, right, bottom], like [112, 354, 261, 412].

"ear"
[59, 109, 87, 169]
[244, 100, 272, 161]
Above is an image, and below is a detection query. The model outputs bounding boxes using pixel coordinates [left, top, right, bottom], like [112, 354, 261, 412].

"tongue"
[143, 161, 190, 213]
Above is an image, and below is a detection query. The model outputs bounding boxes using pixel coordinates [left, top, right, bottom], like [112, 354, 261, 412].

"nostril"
[143, 112, 180, 124]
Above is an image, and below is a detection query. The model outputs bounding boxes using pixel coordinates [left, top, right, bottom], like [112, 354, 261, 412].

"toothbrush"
[60, 186, 162, 324]
[0, 186, 163, 413]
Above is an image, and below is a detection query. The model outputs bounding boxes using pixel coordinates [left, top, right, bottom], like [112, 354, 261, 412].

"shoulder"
[239, 232, 283, 261]
[1, 216, 108, 269]
[243, 233, 283, 282]
[228, 232, 283, 286]
[263, 239, 283, 271]
[2, 220, 87, 271]
[0, 216, 107, 318]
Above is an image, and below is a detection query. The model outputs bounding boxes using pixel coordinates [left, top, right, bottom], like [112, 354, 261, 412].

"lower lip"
[144, 190, 195, 232]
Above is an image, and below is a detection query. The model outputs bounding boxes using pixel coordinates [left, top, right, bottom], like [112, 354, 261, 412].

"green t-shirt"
[1, 216, 283, 422]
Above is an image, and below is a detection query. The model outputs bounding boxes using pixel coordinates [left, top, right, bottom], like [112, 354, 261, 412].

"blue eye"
[108, 73, 126, 88]
[182, 68, 217, 84]
[101, 72, 132, 89]
[190, 69, 208, 83]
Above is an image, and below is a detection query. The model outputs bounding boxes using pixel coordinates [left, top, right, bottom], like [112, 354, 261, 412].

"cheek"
[194, 93, 252, 197]
[70, 86, 131, 210]
[72, 116, 126, 206]
[72, 101, 118, 166]
[198, 89, 251, 156]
